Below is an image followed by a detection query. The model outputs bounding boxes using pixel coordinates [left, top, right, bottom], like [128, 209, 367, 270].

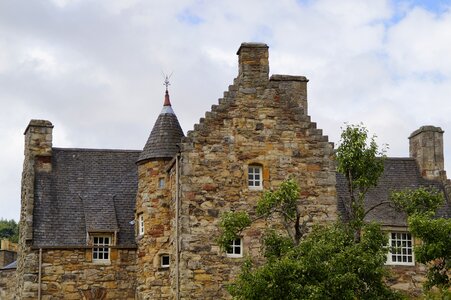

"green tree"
[0, 218, 19, 243]
[391, 187, 450, 292]
[218, 180, 400, 299]
[226, 222, 399, 300]
[336, 124, 387, 240]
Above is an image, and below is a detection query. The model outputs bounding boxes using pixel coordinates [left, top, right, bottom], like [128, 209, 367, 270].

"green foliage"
[0, 218, 19, 243]
[257, 179, 300, 221]
[410, 214, 450, 291]
[228, 223, 402, 300]
[261, 229, 294, 260]
[336, 124, 386, 232]
[218, 211, 251, 251]
[391, 187, 444, 216]
[219, 178, 306, 248]
[390, 188, 450, 291]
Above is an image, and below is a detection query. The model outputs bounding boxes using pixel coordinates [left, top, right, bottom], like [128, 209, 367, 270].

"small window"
[138, 213, 144, 235]
[93, 236, 110, 262]
[386, 232, 414, 266]
[158, 178, 165, 189]
[248, 165, 262, 189]
[226, 238, 243, 258]
[161, 254, 170, 268]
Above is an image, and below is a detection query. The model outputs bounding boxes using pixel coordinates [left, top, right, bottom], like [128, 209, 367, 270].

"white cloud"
[386, 7, 451, 75]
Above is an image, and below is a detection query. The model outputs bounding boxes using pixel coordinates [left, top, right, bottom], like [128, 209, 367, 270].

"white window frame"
[161, 254, 170, 268]
[386, 232, 414, 266]
[138, 213, 144, 236]
[248, 165, 263, 189]
[92, 236, 111, 262]
[226, 238, 243, 258]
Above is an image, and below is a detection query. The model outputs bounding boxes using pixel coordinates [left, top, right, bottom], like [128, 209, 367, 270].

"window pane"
[388, 232, 414, 265]
[162, 255, 170, 266]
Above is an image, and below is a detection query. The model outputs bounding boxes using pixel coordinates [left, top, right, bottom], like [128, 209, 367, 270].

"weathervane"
[162, 72, 173, 91]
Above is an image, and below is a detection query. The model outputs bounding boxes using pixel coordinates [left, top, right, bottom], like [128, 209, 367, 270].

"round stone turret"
[137, 89, 185, 164]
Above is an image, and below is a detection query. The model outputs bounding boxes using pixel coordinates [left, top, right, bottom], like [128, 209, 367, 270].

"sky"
[1, 0, 451, 221]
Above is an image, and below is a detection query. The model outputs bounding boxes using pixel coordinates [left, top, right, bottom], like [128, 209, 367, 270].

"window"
[226, 238, 243, 258]
[158, 178, 165, 189]
[93, 236, 110, 262]
[161, 254, 170, 268]
[138, 213, 144, 235]
[386, 232, 414, 266]
[248, 165, 262, 189]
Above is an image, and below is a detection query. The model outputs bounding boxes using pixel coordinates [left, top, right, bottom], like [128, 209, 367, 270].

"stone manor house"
[1, 43, 450, 299]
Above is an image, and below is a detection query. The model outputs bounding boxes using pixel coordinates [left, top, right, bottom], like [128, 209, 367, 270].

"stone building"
[0, 43, 449, 299]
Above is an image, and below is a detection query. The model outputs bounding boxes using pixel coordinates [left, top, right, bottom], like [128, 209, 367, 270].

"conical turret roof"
[137, 89, 185, 164]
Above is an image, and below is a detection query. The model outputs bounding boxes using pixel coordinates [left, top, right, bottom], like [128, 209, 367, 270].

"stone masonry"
[37, 248, 136, 299]
[16, 120, 53, 299]
[175, 43, 337, 299]
[135, 160, 176, 299]
[409, 125, 446, 181]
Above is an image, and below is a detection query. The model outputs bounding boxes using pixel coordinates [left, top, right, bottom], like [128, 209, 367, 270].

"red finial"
[163, 75, 172, 106]
[164, 89, 171, 106]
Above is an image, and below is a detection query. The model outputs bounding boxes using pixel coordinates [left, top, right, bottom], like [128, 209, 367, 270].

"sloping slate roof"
[337, 158, 450, 226]
[137, 107, 185, 163]
[33, 148, 140, 247]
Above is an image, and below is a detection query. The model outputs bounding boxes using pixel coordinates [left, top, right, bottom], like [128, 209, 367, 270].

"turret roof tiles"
[137, 90, 185, 163]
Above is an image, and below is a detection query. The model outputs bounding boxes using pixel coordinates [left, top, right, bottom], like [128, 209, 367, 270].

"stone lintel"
[30, 245, 138, 250]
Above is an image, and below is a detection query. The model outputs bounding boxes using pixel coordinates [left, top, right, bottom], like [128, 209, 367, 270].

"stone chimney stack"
[237, 43, 269, 88]
[21, 120, 53, 242]
[16, 120, 54, 299]
[24, 119, 53, 159]
[409, 125, 446, 181]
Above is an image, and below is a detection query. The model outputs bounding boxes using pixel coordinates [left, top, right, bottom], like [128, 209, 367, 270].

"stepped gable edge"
[182, 43, 329, 147]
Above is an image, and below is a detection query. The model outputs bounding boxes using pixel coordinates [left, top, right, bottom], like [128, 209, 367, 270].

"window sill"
[92, 260, 111, 265]
[385, 262, 415, 267]
[226, 254, 243, 258]
[248, 186, 263, 191]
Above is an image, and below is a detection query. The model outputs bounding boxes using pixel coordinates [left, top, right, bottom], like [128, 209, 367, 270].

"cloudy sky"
[1, 0, 451, 220]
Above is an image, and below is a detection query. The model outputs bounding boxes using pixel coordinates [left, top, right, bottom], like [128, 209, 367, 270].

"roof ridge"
[53, 147, 141, 153]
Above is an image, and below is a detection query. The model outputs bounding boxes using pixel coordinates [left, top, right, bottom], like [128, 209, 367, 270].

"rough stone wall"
[177, 43, 337, 299]
[136, 160, 175, 299]
[386, 264, 427, 297]
[0, 268, 16, 300]
[34, 248, 136, 299]
[17, 120, 53, 299]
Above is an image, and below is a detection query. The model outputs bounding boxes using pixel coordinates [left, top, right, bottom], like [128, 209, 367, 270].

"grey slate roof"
[137, 92, 185, 163]
[337, 158, 451, 226]
[33, 148, 140, 248]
